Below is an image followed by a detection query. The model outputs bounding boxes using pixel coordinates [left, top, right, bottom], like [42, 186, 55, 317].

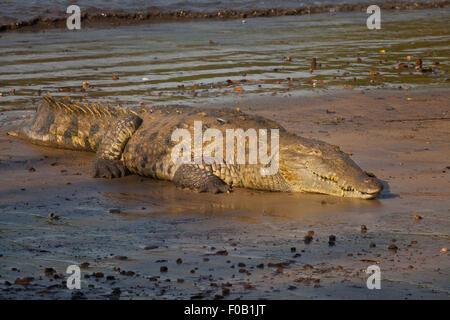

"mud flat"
[0, 88, 449, 299]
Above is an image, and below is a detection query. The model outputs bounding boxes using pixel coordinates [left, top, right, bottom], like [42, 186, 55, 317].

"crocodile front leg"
[173, 164, 231, 194]
[93, 114, 142, 179]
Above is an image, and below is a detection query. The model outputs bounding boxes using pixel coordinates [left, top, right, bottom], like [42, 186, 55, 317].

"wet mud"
[0, 89, 448, 299]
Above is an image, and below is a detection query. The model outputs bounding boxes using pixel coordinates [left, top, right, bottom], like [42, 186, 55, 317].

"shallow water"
[0, 8, 449, 112]
[0, 0, 419, 24]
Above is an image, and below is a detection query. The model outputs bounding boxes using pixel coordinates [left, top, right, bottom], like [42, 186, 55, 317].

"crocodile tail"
[11, 96, 131, 151]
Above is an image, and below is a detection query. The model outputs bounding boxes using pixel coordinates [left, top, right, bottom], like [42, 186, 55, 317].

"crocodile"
[8, 96, 383, 199]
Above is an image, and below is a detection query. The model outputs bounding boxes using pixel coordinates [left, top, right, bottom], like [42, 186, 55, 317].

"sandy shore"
[0, 88, 449, 299]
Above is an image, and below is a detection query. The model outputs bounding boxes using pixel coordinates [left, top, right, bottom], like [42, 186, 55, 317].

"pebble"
[288, 285, 296, 290]
[14, 277, 33, 285]
[388, 244, 398, 252]
[222, 288, 230, 296]
[44, 268, 56, 276]
[304, 235, 313, 244]
[48, 213, 61, 220]
[143, 245, 158, 250]
[361, 225, 368, 233]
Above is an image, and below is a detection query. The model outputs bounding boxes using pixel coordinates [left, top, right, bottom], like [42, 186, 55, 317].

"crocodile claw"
[93, 159, 126, 179]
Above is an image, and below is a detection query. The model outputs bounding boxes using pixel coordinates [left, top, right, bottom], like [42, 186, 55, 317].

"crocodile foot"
[173, 164, 231, 194]
[93, 159, 127, 179]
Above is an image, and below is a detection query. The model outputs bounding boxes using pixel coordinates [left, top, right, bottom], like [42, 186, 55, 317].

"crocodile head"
[279, 141, 383, 199]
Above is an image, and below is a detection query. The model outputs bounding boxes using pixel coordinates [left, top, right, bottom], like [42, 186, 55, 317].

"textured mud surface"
[0, 89, 448, 299]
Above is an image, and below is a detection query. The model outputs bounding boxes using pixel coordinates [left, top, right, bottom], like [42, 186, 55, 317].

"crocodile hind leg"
[173, 164, 231, 194]
[93, 114, 142, 179]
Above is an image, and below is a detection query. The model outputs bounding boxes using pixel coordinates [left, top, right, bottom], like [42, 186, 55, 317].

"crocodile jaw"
[279, 144, 383, 199]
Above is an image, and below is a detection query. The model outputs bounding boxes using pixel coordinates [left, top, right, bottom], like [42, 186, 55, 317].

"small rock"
[48, 213, 61, 220]
[222, 287, 230, 296]
[160, 266, 168, 272]
[361, 225, 368, 233]
[44, 268, 56, 276]
[388, 244, 398, 252]
[109, 208, 121, 214]
[143, 245, 158, 250]
[14, 277, 33, 285]
[304, 235, 313, 244]
[112, 288, 121, 295]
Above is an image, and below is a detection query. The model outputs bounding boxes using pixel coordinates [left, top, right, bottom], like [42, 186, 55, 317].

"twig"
[385, 117, 450, 122]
